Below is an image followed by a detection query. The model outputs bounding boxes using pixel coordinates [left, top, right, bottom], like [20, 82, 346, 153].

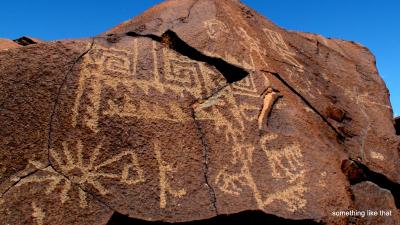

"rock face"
[0, 38, 20, 50]
[0, 0, 399, 224]
[395, 117, 400, 135]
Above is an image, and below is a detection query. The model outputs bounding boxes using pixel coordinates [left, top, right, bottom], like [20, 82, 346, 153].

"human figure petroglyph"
[203, 19, 270, 71]
[194, 76, 307, 212]
[235, 27, 269, 71]
[263, 28, 304, 72]
[154, 141, 186, 209]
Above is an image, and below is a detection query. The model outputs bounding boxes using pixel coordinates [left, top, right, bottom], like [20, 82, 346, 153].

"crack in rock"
[190, 107, 219, 215]
[114, 29, 249, 83]
[0, 165, 48, 198]
[262, 70, 345, 141]
[47, 39, 94, 152]
[341, 159, 400, 208]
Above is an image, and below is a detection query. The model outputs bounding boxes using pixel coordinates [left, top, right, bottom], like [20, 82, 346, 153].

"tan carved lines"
[204, 19, 229, 40]
[74, 42, 223, 131]
[260, 136, 307, 211]
[235, 27, 269, 71]
[215, 131, 307, 212]
[203, 19, 269, 71]
[263, 28, 304, 72]
[263, 144, 305, 183]
[194, 87, 245, 137]
[28, 140, 145, 207]
[261, 181, 307, 212]
[154, 141, 186, 209]
[86, 41, 138, 76]
[162, 47, 203, 94]
[258, 89, 279, 130]
[103, 91, 191, 122]
[32, 202, 45, 225]
[50, 140, 145, 194]
[215, 143, 257, 196]
[72, 43, 138, 133]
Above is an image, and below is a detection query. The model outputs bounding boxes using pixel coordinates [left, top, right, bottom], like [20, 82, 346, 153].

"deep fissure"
[123, 30, 249, 83]
[395, 117, 400, 135]
[47, 39, 94, 151]
[190, 108, 219, 215]
[341, 159, 400, 208]
[106, 210, 323, 225]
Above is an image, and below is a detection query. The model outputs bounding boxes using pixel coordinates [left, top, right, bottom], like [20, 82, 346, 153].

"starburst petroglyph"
[10, 140, 146, 208]
[50, 140, 145, 197]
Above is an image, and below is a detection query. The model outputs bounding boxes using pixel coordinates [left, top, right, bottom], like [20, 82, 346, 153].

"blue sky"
[1, 0, 398, 116]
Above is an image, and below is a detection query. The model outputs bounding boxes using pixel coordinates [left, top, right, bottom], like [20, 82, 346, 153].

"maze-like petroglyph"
[72, 40, 224, 130]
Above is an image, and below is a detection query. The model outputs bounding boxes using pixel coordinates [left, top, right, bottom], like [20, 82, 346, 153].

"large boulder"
[1, 0, 399, 224]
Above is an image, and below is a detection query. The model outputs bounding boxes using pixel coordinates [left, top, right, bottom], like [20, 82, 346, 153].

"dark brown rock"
[0, 0, 399, 224]
[351, 182, 400, 225]
[395, 116, 400, 135]
[13, 36, 43, 46]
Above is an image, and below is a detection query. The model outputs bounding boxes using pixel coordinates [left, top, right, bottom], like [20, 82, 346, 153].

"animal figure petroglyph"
[195, 77, 307, 212]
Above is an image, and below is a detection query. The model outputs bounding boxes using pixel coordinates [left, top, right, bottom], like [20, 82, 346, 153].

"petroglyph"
[13, 140, 145, 210]
[72, 41, 225, 129]
[154, 141, 186, 208]
[261, 143, 305, 183]
[203, 19, 270, 71]
[32, 202, 45, 225]
[235, 27, 269, 71]
[50, 140, 145, 197]
[195, 80, 306, 212]
[263, 28, 304, 71]
[204, 19, 229, 40]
